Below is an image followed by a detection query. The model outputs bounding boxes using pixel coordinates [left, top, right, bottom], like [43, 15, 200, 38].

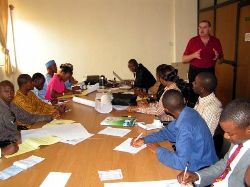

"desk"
[0, 95, 179, 187]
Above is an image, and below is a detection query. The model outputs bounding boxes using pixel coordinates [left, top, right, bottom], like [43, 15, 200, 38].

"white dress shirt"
[194, 92, 222, 135]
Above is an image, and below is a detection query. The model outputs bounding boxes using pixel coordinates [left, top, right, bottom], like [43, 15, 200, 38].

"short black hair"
[197, 72, 217, 92]
[220, 99, 250, 128]
[17, 74, 32, 87]
[0, 80, 14, 90]
[32, 73, 45, 81]
[162, 89, 185, 112]
[60, 64, 73, 75]
[128, 59, 138, 66]
[199, 20, 211, 27]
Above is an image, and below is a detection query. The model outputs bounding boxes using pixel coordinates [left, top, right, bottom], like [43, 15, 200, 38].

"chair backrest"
[213, 125, 231, 159]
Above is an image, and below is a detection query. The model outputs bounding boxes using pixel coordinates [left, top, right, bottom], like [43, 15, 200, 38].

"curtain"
[0, 0, 12, 76]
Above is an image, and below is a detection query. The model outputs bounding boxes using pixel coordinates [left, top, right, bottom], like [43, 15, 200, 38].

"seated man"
[11, 74, 60, 124]
[0, 80, 20, 156]
[131, 90, 217, 171]
[193, 72, 222, 135]
[128, 59, 156, 92]
[64, 63, 78, 90]
[32, 72, 48, 102]
[177, 99, 250, 187]
[35, 60, 58, 100]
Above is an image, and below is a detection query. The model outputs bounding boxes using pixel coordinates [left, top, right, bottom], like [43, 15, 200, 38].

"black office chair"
[213, 125, 231, 159]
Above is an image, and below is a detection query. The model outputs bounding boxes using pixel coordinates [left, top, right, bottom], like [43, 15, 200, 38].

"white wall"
[173, 0, 197, 62]
[4, 0, 197, 84]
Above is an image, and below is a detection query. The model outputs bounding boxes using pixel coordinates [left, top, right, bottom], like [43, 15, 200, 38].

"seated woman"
[128, 65, 185, 122]
[45, 64, 77, 101]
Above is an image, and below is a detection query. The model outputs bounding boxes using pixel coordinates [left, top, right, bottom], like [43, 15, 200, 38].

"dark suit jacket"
[134, 63, 156, 91]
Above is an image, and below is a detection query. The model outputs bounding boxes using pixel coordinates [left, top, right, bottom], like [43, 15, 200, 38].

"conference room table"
[0, 92, 180, 187]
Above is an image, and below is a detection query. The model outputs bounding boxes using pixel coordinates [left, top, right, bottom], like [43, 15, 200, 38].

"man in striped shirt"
[193, 72, 222, 135]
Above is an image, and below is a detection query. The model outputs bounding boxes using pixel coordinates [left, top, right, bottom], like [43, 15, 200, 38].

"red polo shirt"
[183, 35, 223, 68]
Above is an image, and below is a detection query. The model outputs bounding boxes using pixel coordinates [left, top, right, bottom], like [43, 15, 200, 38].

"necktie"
[214, 143, 243, 182]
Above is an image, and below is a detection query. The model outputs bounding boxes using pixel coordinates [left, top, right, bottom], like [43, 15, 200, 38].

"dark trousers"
[188, 65, 215, 107]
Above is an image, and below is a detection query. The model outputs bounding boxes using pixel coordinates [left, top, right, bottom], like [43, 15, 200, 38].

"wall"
[5, 0, 197, 83]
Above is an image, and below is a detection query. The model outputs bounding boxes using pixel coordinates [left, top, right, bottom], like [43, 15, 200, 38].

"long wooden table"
[0, 94, 179, 187]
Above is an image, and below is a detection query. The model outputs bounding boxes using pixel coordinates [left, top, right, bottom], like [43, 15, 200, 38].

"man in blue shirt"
[131, 89, 218, 171]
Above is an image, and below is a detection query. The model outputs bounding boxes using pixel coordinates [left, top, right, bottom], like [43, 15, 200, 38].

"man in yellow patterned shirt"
[11, 74, 61, 124]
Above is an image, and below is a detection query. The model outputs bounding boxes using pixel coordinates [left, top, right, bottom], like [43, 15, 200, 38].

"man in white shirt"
[193, 72, 222, 135]
[177, 99, 250, 187]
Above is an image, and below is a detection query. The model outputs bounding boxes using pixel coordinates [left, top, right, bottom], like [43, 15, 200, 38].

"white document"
[60, 136, 94, 145]
[13, 155, 45, 170]
[104, 179, 188, 187]
[40, 172, 71, 187]
[113, 138, 146, 154]
[43, 123, 93, 141]
[98, 127, 131, 137]
[21, 128, 49, 142]
[98, 169, 123, 181]
[113, 105, 129, 111]
[137, 122, 163, 130]
[72, 97, 95, 107]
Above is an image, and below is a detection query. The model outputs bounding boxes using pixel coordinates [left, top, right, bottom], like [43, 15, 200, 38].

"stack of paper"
[6, 136, 60, 158]
[43, 123, 94, 145]
[104, 179, 187, 187]
[98, 169, 123, 181]
[113, 138, 146, 154]
[0, 155, 44, 180]
[43, 119, 76, 127]
[40, 172, 71, 187]
[98, 127, 131, 137]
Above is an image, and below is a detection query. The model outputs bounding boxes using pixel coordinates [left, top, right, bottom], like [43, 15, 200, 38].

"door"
[236, 4, 250, 98]
[215, 2, 238, 106]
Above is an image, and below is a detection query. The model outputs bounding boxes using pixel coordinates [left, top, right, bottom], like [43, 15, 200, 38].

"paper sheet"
[40, 172, 71, 187]
[0, 155, 44, 180]
[104, 179, 186, 187]
[43, 123, 93, 141]
[25, 136, 60, 148]
[0, 165, 23, 180]
[98, 127, 131, 137]
[112, 105, 129, 111]
[98, 169, 123, 181]
[137, 122, 163, 130]
[13, 155, 45, 170]
[21, 128, 49, 142]
[72, 97, 95, 107]
[43, 119, 75, 127]
[6, 136, 60, 158]
[113, 138, 146, 154]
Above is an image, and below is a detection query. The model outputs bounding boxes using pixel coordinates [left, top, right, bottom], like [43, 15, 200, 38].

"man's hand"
[192, 49, 202, 59]
[1, 143, 19, 156]
[177, 171, 199, 185]
[147, 143, 160, 153]
[213, 48, 219, 61]
[131, 138, 144, 148]
[52, 110, 60, 119]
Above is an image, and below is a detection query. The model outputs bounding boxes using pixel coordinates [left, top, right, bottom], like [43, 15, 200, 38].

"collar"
[164, 83, 177, 91]
[197, 92, 215, 103]
[0, 98, 10, 108]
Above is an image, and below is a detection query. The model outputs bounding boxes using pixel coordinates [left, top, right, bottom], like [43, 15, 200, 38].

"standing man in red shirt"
[182, 20, 223, 106]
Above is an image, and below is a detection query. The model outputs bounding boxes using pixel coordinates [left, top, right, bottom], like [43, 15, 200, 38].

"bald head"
[198, 72, 217, 92]
[162, 89, 185, 113]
